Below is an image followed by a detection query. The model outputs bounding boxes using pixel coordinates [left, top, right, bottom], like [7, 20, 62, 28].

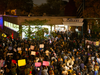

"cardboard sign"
[31, 51, 36, 55]
[12, 60, 16, 64]
[30, 45, 34, 50]
[96, 41, 99, 46]
[17, 47, 21, 51]
[43, 61, 50, 66]
[8, 47, 12, 50]
[39, 44, 44, 48]
[25, 48, 28, 51]
[18, 59, 26, 66]
[0, 60, 5, 67]
[35, 62, 41, 67]
[14, 48, 17, 52]
[87, 45, 90, 49]
[7, 53, 13, 56]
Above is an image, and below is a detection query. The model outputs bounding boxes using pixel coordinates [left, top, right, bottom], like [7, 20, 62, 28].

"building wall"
[3, 16, 18, 25]
[17, 16, 76, 25]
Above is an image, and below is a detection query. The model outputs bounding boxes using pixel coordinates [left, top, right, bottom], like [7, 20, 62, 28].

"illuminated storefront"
[2, 15, 84, 39]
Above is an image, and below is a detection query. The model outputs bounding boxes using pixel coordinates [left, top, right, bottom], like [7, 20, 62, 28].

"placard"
[7, 53, 13, 56]
[12, 60, 16, 64]
[8, 47, 12, 50]
[30, 45, 34, 50]
[14, 48, 17, 52]
[18, 59, 26, 66]
[96, 41, 99, 46]
[17, 47, 21, 51]
[25, 48, 28, 51]
[0, 60, 5, 67]
[87, 45, 90, 49]
[31, 51, 36, 55]
[43, 61, 50, 66]
[35, 62, 41, 67]
[39, 44, 44, 48]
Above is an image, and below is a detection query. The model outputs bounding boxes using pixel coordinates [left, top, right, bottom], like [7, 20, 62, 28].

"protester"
[0, 31, 100, 75]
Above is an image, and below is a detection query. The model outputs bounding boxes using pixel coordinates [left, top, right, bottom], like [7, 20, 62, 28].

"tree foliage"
[32, 0, 66, 16]
[19, 19, 48, 40]
[0, 1, 7, 13]
[74, 0, 100, 18]
[3, 0, 33, 13]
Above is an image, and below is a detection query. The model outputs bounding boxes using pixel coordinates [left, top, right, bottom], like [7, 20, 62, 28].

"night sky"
[33, 0, 69, 5]
[33, 0, 47, 5]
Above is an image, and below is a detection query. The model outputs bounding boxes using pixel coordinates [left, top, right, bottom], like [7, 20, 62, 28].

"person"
[42, 66, 48, 75]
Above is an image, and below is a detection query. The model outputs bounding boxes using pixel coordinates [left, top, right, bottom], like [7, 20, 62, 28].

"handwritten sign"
[0, 60, 5, 67]
[30, 45, 34, 50]
[96, 41, 99, 46]
[12, 60, 16, 64]
[43, 61, 50, 66]
[7, 53, 13, 56]
[18, 59, 26, 66]
[39, 44, 44, 48]
[31, 51, 36, 55]
[17, 47, 21, 51]
[8, 47, 12, 50]
[35, 62, 41, 67]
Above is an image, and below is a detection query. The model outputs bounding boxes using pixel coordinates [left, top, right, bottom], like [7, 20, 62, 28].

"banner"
[85, 40, 100, 46]
[31, 51, 36, 55]
[39, 44, 44, 48]
[43, 61, 50, 66]
[35, 62, 41, 67]
[18, 59, 26, 66]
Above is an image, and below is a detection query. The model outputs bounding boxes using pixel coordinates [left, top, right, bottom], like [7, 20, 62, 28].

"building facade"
[1, 15, 84, 39]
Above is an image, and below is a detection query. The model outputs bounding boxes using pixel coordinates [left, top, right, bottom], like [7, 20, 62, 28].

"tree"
[6, 0, 33, 13]
[74, 0, 100, 18]
[0, 0, 7, 14]
[74, 0, 100, 35]
[31, 0, 66, 16]
[19, 19, 48, 40]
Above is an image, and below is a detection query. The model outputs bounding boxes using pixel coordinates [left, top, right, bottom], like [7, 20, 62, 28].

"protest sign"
[7, 53, 13, 56]
[35, 62, 41, 67]
[39, 44, 44, 48]
[17, 47, 21, 51]
[14, 48, 17, 52]
[25, 48, 28, 51]
[0, 60, 5, 67]
[30, 45, 34, 50]
[43, 61, 50, 66]
[87, 45, 90, 49]
[31, 51, 36, 55]
[18, 59, 26, 66]
[12, 60, 16, 64]
[8, 47, 12, 50]
[96, 41, 99, 46]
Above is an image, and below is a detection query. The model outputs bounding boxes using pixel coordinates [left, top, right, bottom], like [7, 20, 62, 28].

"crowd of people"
[0, 31, 100, 75]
